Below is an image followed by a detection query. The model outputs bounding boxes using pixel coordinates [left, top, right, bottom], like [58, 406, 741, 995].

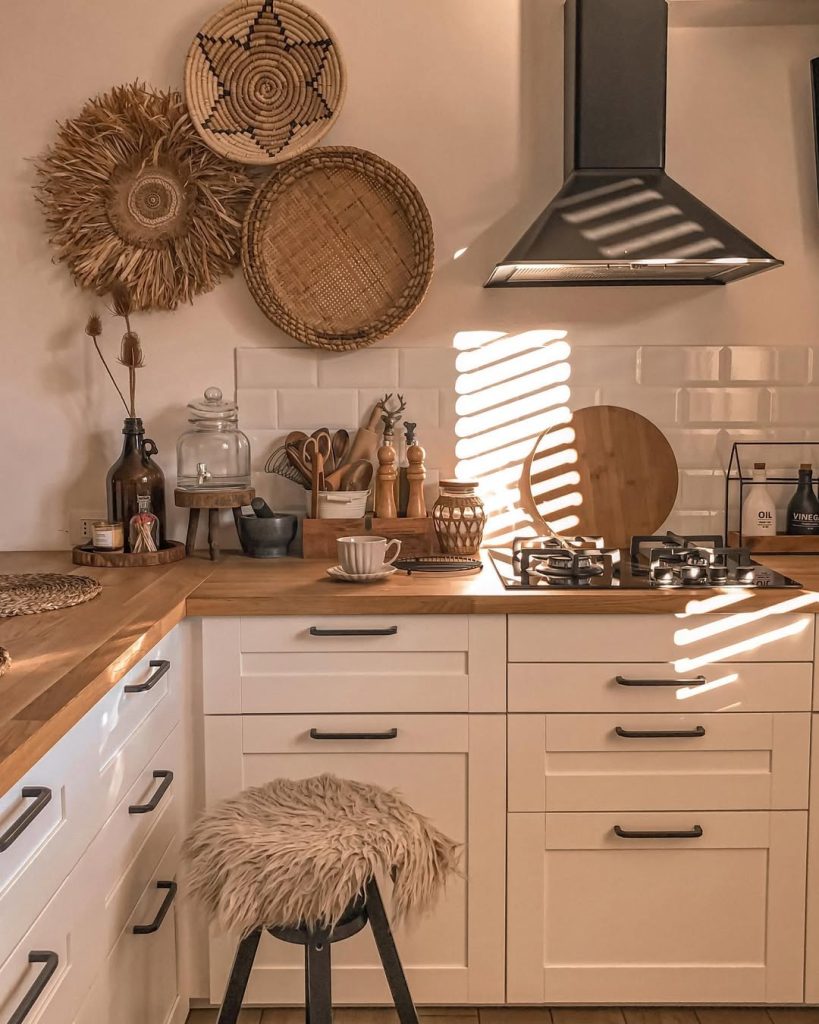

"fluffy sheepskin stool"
[183, 773, 460, 1024]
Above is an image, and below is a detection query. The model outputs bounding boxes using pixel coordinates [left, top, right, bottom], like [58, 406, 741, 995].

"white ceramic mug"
[337, 536, 402, 575]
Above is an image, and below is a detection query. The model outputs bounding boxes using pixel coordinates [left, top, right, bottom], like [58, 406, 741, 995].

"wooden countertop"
[3, 549, 819, 793]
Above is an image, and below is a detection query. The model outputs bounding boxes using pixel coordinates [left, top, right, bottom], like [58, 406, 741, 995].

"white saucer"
[326, 565, 397, 583]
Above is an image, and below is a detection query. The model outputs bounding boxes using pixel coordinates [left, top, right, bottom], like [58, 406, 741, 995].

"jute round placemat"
[185, 0, 346, 166]
[242, 146, 434, 350]
[0, 574, 102, 618]
[0, 647, 10, 677]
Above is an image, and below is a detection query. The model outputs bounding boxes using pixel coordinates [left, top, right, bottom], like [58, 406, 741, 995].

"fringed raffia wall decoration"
[34, 82, 256, 311]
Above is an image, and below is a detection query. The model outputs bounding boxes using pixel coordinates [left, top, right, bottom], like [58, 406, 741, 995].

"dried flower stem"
[93, 336, 129, 414]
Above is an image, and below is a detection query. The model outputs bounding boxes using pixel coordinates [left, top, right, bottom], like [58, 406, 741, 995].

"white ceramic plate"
[326, 565, 397, 584]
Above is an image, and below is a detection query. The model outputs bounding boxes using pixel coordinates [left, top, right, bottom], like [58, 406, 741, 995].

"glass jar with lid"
[176, 387, 251, 490]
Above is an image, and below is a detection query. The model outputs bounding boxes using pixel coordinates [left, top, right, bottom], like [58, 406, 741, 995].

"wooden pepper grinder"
[405, 441, 427, 518]
[375, 443, 398, 518]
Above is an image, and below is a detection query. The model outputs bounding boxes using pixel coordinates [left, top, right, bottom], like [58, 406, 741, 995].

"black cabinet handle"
[128, 770, 173, 814]
[0, 787, 52, 853]
[615, 675, 707, 688]
[614, 824, 704, 840]
[125, 659, 170, 693]
[133, 880, 177, 934]
[8, 951, 58, 1024]
[309, 626, 398, 637]
[309, 728, 398, 741]
[615, 725, 706, 739]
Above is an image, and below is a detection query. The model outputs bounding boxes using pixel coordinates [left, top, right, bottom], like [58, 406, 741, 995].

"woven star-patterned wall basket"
[185, 0, 346, 165]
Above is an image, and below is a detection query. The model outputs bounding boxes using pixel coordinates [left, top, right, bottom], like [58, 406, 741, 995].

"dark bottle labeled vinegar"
[786, 463, 819, 535]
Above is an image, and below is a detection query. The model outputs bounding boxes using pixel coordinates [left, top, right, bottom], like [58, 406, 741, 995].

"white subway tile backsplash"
[638, 346, 721, 385]
[237, 389, 278, 429]
[685, 388, 769, 425]
[728, 347, 811, 384]
[399, 348, 456, 388]
[235, 343, 813, 533]
[770, 388, 819, 426]
[317, 348, 399, 388]
[237, 348, 317, 388]
[278, 389, 358, 429]
[357, 388, 440, 428]
[600, 386, 680, 425]
[567, 346, 638, 386]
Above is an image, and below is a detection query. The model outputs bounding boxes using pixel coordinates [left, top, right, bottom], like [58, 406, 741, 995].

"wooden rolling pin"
[346, 406, 382, 464]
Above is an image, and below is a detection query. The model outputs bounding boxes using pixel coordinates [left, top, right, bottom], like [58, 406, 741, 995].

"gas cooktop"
[489, 533, 802, 590]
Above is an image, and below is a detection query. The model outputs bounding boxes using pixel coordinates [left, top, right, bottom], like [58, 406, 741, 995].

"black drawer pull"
[8, 951, 58, 1024]
[128, 770, 173, 814]
[309, 728, 399, 741]
[615, 725, 706, 739]
[133, 880, 177, 934]
[614, 824, 704, 840]
[0, 787, 52, 853]
[125, 659, 170, 693]
[615, 674, 707, 688]
[309, 626, 398, 637]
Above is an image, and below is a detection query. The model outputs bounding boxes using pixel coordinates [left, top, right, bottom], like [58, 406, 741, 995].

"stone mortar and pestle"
[237, 498, 297, 558]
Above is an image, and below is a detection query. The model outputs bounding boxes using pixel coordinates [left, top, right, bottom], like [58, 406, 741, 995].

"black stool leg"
[304, 944, 312, 1024]
[365, 879, 420, 1024]
[305, 930, 332, 1024]
[217, 928, 262, 1024]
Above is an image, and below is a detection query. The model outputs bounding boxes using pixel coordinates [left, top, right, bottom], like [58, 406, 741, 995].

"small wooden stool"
[174, 487, 254, 560]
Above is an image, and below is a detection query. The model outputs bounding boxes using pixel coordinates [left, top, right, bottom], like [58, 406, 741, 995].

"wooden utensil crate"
[302, 516, 437, 559]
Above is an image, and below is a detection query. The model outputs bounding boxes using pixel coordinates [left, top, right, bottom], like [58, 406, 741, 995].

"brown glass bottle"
[106, 418, 166, 552]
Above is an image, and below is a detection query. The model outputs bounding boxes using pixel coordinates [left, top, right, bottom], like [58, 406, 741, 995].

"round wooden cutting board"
[524, 405, 679, 548]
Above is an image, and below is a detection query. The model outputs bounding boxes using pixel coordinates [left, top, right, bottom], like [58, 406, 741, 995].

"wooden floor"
[185, 1007, 819, 1024]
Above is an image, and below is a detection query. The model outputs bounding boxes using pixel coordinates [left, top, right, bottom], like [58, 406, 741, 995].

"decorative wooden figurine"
[375, 444, 398, 519]
[406, 443, 427, 518]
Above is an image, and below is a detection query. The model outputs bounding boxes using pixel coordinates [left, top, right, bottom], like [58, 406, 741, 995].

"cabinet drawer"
[0, 834, 105, 1024]
[508, 713, 810, 812]
[509, 613, 814, 663]
[74, 840, 181, 1024]
[0, 710, 98, 965]
[508, 810, 806, 1004]
[242, 615, 469, 652]
[93, 727, 182, 957]
[204, 616, 505, 714]
[509, 661, 812, 713]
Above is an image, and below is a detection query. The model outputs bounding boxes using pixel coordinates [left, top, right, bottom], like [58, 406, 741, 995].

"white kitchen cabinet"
[508, 810, 807, 1005]
[203, 712, 506, 1005]
[802, 714, 819, 1002]
[202, 615, 506, 714]
[73, 840, 185, 1024]
[508, 711, 811, 812]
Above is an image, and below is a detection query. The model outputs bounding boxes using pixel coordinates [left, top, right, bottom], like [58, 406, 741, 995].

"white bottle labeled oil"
[741, 462, 776, 536]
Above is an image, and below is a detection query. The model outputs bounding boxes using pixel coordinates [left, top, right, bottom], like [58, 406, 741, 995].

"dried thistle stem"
[93, 336, 129, 415]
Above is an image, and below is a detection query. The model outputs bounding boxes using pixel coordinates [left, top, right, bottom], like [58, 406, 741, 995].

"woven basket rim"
[241, 145, 434, 351]
[184, 0, 347, 166]
[0, 573, 102, 618]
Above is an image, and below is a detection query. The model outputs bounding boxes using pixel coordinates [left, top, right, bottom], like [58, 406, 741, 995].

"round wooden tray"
[242, 146, 434, 350]
[72, 541, 186, 568]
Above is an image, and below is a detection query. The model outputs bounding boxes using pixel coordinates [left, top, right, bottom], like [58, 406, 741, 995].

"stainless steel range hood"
[486, 0, 783, 287]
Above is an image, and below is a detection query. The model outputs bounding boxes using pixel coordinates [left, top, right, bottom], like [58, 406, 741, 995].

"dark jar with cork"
[106, 418, 166, 552]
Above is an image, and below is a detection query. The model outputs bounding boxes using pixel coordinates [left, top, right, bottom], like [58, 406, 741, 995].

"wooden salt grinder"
[375, 444, 398, 519]
[405, 444, 427, 518]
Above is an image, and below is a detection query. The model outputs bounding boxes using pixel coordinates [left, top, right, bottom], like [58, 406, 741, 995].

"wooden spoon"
[331, 429, 350, 469]
[341, 460, 374, 492]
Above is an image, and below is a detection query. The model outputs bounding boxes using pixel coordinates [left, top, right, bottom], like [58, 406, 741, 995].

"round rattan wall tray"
[0, 573, 101, 618]
[185, 0, 346, 165]
[242, 147, 434, 350]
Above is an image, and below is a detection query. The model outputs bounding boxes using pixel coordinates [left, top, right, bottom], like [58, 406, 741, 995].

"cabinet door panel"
[509, 712, 810, 811]
[204, 713, 505, 1005]
[508, 810, 806, 1004]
